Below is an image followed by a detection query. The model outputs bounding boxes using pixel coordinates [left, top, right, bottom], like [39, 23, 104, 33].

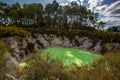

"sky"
[0, 0, 120, 28]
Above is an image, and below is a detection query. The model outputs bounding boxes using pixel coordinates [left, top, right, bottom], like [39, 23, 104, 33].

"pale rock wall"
[1, 33, 120, 60]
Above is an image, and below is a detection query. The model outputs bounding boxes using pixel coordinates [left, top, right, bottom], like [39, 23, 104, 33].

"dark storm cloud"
[111, 9, 120, 15]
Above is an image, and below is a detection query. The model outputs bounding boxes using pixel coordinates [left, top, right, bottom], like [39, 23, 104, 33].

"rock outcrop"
[1, 33, 120, 60]
[0, 52, 21, 80]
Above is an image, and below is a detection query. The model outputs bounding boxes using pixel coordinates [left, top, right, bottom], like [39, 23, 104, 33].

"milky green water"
[19, 47, 102, 67]
[41, 47, 102, 66]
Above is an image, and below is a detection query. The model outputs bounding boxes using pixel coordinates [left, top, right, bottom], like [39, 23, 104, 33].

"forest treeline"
[0, 0, 105, 29]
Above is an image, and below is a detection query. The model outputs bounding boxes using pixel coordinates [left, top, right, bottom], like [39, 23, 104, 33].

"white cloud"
[68, 0, 78, 2]
[102, 1, 120, 16]
[67, 0, 104, 9]
[60, 3, 68, 6]
[66, 0, 120, 27]
[94, 5, 108, 13]
[88, 0, 104, 10]
[100, 17, 120, 27]
[93, 1, 120, 27]
[67, 0, 84, 5]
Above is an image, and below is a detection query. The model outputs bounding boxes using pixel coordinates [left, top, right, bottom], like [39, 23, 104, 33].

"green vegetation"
[0, 0, 119, 44]
[107, 26, 119, 32]
[19, 62, 30, 68]
[22, 51, 120, 80]
[24, 56, 68, 80]
[0, 0, 103, 29]
[0, 0, 120, 45]
[0, 26, 31, 37]
[75, 52, 120, 80]
[25, 27, 120, 44]
[0, 40, 8, 78]
[0, 40, 8, 67]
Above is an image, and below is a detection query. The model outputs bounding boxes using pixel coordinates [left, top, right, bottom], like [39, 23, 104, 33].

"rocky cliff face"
[0, 52, 21, 80]
[2, 33, 120, 59]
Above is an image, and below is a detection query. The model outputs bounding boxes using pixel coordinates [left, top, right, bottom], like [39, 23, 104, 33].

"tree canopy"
[0, 0, 102, 29]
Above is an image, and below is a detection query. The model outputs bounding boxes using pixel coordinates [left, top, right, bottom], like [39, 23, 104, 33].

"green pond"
[19, 47, 102, 67]
[41, 47, 102, 66]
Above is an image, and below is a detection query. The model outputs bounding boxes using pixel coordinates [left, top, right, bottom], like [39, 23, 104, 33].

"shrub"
[0, 40, 8, 79]
[25, 27, 120, 44]
[22, 51, 120, 80]
[70, 52, 120, 80]
[0, 26, 31, 37]
[24, 56, 68, 80]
